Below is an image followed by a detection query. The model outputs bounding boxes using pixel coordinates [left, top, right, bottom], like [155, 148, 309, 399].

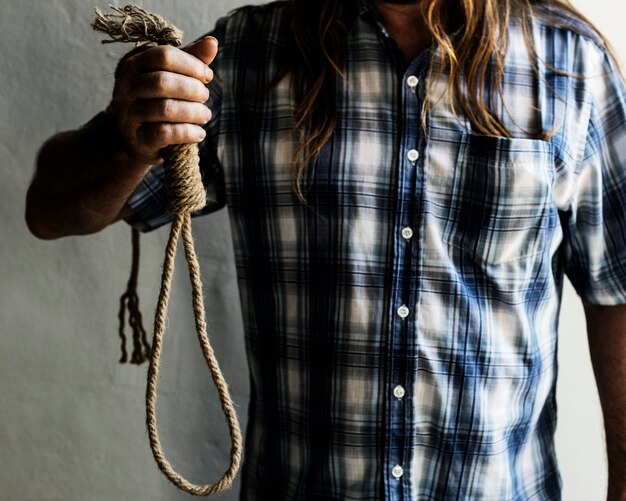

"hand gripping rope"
[92, 5, 242, 495]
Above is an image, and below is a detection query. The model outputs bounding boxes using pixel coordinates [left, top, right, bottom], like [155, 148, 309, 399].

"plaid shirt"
[126, 1, 626, 499]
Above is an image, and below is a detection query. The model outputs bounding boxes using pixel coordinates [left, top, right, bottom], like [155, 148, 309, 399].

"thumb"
[184, 35, 219, 66]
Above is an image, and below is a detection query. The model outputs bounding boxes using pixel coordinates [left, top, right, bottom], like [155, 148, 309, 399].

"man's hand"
[109, 36, 219, 164]
[584, 301, 626, 501]
[26, 36, 219, 239]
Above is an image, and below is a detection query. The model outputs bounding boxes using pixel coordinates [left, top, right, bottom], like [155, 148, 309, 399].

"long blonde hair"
[285, 0, 623, 201]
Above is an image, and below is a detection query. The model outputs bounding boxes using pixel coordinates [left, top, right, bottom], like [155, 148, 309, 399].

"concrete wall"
[0, 0, 622, 499]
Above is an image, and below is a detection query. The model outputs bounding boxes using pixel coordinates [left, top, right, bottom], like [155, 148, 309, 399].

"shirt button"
[407, 75, 419, 89]
[392, 465, 404, 479]
[397, 305, 409, 319]
[393, 385, 405, 399]
[407, 149, 419, 163]
[401, 227, 413, 240]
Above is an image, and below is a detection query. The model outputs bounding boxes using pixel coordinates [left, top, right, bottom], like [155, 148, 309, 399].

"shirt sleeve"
[124, 18, 228, 232]
[564, 47, 626, 305]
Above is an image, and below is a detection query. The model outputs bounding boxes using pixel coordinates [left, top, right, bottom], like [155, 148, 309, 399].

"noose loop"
[92, 5, 242, 495]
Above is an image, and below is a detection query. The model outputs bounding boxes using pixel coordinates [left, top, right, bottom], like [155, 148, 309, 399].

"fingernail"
[190, 35, 217, 47]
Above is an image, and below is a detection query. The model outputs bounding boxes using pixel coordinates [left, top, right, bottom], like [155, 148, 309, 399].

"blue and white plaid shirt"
[126, 1, 626, 499]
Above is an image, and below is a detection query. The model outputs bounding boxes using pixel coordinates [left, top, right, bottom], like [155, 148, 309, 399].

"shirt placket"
[384, 57, 426, 501]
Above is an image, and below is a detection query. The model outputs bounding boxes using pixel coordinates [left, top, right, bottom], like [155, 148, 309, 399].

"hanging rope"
[92, 5, 242, 495]
[118, 227, 150, 364]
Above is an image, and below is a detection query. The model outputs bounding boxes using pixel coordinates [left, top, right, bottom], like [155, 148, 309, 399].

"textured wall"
[0, 0, 622, 500]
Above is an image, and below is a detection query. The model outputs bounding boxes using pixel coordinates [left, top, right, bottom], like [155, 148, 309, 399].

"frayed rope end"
[91, 5, 183, 46]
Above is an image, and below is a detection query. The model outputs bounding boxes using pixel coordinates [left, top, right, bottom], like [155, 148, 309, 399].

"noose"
[92, 5, 242, 495]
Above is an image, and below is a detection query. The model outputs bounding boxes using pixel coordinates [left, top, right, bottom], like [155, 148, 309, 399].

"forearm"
[584, 302, 626, 500]
[26, 112, 150, 239]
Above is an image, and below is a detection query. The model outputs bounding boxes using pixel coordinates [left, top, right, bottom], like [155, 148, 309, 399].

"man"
[26, 0, 626, 499]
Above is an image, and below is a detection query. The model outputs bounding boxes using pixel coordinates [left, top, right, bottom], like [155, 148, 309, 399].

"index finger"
[127, 44, 213, 84]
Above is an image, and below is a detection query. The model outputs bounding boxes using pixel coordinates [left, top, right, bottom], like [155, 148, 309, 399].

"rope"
[118, 227, 150, 364]
[92, 5, 242, 495]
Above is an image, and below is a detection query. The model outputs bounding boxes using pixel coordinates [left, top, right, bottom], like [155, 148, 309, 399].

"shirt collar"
[354, 0, 465, 41]
[358, 0, 372, 16]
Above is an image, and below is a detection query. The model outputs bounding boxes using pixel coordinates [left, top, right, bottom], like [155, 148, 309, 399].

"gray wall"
[0, 0, 622, 499]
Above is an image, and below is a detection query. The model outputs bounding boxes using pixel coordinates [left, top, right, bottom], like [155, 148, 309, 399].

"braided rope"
[92, 5, 242, 495]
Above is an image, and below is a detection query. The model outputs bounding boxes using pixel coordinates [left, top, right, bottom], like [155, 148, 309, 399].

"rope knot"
[162, 144, 207, 215]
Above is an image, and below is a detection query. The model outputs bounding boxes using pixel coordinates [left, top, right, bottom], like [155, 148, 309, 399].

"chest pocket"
[442, 133, 555, 265]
